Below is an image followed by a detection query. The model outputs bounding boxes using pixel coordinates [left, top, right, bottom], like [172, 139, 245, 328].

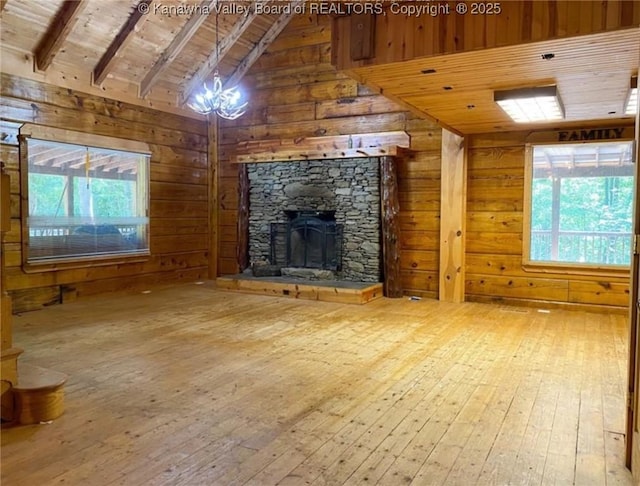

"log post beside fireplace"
[380, 156, 403, 298]
[237, 164, 250, 272]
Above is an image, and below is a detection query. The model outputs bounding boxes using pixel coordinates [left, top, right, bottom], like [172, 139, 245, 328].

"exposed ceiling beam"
[179, 1, 265, 106]
[30, 164, 137, 180]
[30, 146, 79, 164]
[139, 0, 217, 98]
[33, 149, 86, 168]
[0, 0, 8, 13]
[33, 0, 87, 72]
[224, 1, 303, 89]
[93, 0, 153, 86]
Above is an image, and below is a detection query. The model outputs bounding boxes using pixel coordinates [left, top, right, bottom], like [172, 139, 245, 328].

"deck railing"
[29, 224, 138, 237]
[531, 230, 632, 265]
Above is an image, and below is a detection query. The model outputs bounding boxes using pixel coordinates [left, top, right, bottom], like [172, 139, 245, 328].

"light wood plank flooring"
[1, 282, 633, 485]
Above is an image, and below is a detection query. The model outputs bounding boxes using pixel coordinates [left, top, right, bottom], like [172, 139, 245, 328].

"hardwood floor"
[1, 282, 633, 485]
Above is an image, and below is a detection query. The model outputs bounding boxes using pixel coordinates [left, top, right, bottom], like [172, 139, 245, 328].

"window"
[24, 136, 150, 264]
[525, 141, 634, 268]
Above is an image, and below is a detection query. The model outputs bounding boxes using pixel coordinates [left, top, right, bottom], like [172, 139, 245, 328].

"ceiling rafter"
[179, 0, 265, 106]
[30, 164, 137, 180]
[93, 0, 153, 86]
[30, 145, 71, 159]
[34, 149, 86, 168]
[139, 0, 217, 98]
[224, 1, 304, 90]
[69, 153, 114, 169]
[33, 0, 88, 72]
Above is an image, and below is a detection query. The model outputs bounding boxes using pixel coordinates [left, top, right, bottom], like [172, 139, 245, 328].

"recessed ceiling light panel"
[494, 86, 564, 123]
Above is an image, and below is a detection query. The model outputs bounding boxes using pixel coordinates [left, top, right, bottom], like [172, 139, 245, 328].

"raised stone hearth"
[280, 267, 335, 280]
[250, 264, 281, 277]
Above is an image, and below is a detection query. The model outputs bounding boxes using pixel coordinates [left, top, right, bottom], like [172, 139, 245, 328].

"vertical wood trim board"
[1, 166, 13, 348]
[439, 129, 467, 303]
[628, 49, 640, 476]
[522, 144, 533, 266]
[208, 115, 219, 280]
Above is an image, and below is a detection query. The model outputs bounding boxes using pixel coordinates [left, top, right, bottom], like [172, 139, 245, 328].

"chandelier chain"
[187, 0, 248, 120]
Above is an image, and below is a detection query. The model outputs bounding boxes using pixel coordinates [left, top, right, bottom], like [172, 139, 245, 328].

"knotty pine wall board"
[1, 75, 209, 312]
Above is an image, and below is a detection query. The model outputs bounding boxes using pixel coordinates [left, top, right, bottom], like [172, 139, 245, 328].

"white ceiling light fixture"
[187, 8, 247, 120]
[494, 85, 564, 123]
[188, 74, 247, 120]
[625, 76, 638, 116]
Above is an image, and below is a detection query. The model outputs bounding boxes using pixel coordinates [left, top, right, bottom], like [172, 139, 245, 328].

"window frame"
[19, 124, 151, 272]
[523, 138, 634, 277]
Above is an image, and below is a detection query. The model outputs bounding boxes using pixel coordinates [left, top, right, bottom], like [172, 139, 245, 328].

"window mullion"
[551, 175, 561, 261]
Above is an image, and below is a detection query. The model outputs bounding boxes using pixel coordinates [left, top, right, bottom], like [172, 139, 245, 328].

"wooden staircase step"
[1, 347, 24, 383]
[0, 347, 24, 361]
[1, 347, 24, 421]
[13, 363, 68, 392]
[11, 363, 68, 425]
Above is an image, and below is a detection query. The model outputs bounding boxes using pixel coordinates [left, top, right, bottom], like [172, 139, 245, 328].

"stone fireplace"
[247, 158, 381, 282]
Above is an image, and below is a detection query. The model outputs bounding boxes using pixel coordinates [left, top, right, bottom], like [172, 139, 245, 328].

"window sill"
[522, 261, 630, 279]
[23, 251, 151, 273]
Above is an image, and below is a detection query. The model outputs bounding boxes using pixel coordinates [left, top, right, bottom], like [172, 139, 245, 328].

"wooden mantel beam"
[235, 146, 409, 164]
[139, 0, 216, 98]
[232, 131, 411, 164]
[34, 0, 87, 72]
[93, 0, 153, 85]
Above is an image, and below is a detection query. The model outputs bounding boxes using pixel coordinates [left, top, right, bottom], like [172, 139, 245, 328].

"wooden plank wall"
[398, 146, 441, 299]
[217, 14, 443, 298]
[333, 0, 640, 70]
[465, 131, 631, 311]
[0, 73, 209, 313]
[1, 14, 628, 312]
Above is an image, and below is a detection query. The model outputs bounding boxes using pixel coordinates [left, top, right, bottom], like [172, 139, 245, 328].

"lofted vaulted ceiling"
[1, 1, 639, 133]
[0, 0, 293, 117]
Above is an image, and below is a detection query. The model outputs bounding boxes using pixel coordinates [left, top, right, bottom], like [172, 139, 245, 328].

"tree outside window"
[528, 141, 634, 267]
[25, 138, 150, 263]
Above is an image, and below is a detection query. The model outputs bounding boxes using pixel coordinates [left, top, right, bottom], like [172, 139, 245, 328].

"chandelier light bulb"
[188, 71, 247, 120]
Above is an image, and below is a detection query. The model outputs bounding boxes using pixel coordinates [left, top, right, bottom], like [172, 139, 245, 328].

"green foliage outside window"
[29, 174, 67, 217]
[72, 178, 135, 218]
[26, 138, 150, 263]
[529, 142, 633, 266]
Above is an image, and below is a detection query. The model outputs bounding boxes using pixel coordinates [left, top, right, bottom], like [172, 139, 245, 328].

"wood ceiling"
[347, 28, 640, 134]
[1, 1, 639, 133]
[0, 0, 289, 117]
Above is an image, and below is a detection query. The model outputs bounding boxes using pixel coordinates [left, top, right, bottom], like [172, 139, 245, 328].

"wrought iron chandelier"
[187, 8, 247, 119]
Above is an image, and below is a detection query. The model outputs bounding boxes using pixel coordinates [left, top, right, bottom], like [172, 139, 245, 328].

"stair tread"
[0, 347, 24, 360]
[13, 363, 67, 391]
